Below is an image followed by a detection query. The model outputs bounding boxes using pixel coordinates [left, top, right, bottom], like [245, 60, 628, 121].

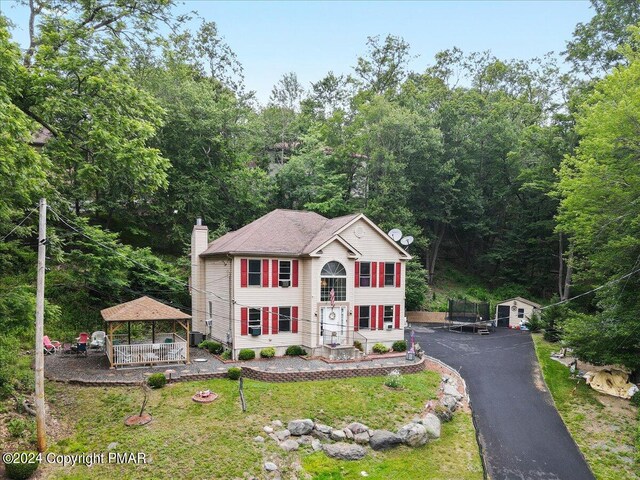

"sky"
[2, 0, 594, 104]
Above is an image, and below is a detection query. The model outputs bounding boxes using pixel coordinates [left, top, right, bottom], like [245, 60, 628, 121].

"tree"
[354, 35, 413, 96]
[565, 0, 640, 77]
[557, 28, 640, 371]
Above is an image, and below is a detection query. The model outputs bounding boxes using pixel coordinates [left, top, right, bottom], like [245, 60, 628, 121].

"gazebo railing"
[107, 333, 188, 367]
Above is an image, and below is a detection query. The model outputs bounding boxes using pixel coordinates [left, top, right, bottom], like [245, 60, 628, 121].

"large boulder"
[288, 419, 314, 436]
[330, 429, 347, 441]
[369, 430, 402, 451]
[441, 395, 458, 411]
[323, 442, 367, 460]
[280, 439, 299, 452]
[346, 422, 369, 435]
[397, 423, 428, 447]
[421, 413, 441, 439]
[443, 383, 462, 400]
[354, 432, 370, 445]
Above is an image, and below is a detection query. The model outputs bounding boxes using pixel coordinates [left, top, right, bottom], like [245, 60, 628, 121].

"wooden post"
[34, 198, 47, 452]
[109, 323, 115, 369]
[127, 321, 131, 345]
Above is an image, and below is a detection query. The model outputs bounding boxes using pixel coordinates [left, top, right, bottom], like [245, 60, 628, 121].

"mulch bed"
[124, 413, 152, 426]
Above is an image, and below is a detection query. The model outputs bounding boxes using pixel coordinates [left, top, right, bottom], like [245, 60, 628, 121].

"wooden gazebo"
[100, 296, 191, 369]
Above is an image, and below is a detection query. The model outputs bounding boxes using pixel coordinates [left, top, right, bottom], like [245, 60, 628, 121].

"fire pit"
[192, 390, 218, 404]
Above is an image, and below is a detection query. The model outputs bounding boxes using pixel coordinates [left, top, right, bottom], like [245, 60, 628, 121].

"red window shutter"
[378, 305, 384, 330]
[262, 259, 269, 287]
[262, 306, 270, 335]
[241, 307, 248, 335]
[272, 260, 278, 287]
[371, 305, 377, 330]
[394, 304, 401, 329]
[292, 259, 299, 287]
[379, 262, 385, 288]
[292, 306, 299, 333]
[271, 306, 279, 334]
[354, 305, 359, 331]
[372, 262, 377, 288]
[240, 259, 248, 288]
[396, 262, 401, 287]
[354, 261, 360, 288]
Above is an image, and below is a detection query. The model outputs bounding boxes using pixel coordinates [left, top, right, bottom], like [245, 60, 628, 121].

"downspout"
[227, 254, 234, 359]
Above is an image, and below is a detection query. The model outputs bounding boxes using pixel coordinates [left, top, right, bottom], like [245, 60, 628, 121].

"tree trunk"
[558, 233, 573, 302]
[427, 223, 446, 285]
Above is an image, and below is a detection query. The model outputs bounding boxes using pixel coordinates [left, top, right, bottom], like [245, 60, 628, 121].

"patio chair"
[168, 346, 185, 361]
[90, 331, 106, 349]
[43, 335, 60, 354]
[75, 342, 88, 356]
[77, 332, 89, 344]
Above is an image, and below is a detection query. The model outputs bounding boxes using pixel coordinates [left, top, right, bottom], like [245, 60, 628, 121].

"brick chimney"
[191, 217, 208, 335]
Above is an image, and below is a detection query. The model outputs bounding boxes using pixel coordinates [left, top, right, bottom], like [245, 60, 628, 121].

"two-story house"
[190, 209, 411, 359]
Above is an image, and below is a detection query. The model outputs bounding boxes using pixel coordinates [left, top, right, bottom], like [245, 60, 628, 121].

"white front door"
[319, 306, 347, 346]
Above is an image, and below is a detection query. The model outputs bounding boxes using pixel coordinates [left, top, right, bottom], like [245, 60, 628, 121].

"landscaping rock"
[275, 429, 291, 441]
[311, 429, 330, 441]
[268, 433, 279, 442]
[330, 429, 347, 441]
[288, 419, 314, 436]
[314, 423, 332, 434]
[346, 422, 369, 434]
[280, 439, 299, 452]
[298, 435, 313, 445]
[441, 395, 458, 411]
[322, 442, 367, 460]
[441, 374, 452, 384]
[272, 420, 283, 428]
[421, 413, 441, 439]
[311, 439, 322, 451]
[343, 427, 354, 440]
[264, 462, 278, 472]
[254, 435, 265, 443]
[434, 407, 453, 423]
[263, 426, 274, 434]
[443, 383, 462, 400]
[354, 432, 370, 445]
[369, 430, 402, 451]
[107, 442, 118, 451]
[397, 422, 428, 447]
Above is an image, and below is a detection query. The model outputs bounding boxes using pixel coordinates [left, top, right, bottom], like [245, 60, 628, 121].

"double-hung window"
[383, 305, 394, 328]
[248, 259, 261, 286]
[279, 260, 291, 287]
[278, 306, 291, 332]
[358, 306, 370, 329]
[248, 308, 261, 329]
[517, 308, 525, 319]
[384, 263, 395, 286]
[359, 262, 371, 287]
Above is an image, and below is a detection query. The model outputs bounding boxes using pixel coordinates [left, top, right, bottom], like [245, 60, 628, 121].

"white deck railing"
[107, 333, 188, 368]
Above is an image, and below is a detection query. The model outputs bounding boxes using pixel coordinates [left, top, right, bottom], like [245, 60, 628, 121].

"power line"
[1, 208, 37, 242]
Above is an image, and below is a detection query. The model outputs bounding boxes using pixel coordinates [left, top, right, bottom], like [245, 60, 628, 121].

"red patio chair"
[77, 332, 89, 344]
[43, 335, 60, 354]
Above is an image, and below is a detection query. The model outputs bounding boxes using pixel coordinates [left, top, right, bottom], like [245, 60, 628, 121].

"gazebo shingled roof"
[100, 296, 191, 322]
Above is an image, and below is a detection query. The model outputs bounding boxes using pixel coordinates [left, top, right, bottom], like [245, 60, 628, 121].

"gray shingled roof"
[200, 209, 361, 257]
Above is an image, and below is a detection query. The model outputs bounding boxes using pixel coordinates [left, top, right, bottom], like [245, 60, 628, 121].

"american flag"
[329, 287, 335, 307]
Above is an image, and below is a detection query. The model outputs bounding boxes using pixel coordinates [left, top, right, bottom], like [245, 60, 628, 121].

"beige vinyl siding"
[203, 258, 232, 343]
[233, 256, 305, 355]
[190, 226, 209, 335]
[495, 299, 539, 328]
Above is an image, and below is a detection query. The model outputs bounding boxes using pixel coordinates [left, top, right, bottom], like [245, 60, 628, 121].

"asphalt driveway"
[409, 327, 594, 480]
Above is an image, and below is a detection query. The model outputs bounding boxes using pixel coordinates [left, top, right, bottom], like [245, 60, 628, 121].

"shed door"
[497, 305, 510, 327]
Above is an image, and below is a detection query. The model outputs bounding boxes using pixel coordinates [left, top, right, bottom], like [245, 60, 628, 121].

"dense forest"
[1, 0, 640, 398]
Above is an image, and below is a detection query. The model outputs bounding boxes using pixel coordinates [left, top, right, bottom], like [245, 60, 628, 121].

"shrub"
[198, 340, 224, 355]
[353, 340, 363, 352]
[372, 343, 389, 354]
[227, 367, 242, 380]
[384, 369, 404, 389]
[392, 340, 407, 352]
[525, 313, 542, 332]
[147, 373, 167, 389]
[221, 350, 231, 360]
[285, 345, 306, 356]
[238, 349, 255, 361]
[7, 418, 33, 438]
[260, 347, 276, 358]
[4, 452, 39, 479]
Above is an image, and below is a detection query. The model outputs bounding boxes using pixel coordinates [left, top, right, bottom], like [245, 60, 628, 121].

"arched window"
[320, 261, 347, 302]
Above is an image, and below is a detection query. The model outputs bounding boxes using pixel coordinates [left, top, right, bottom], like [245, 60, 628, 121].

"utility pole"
[35, 197, 46, 452]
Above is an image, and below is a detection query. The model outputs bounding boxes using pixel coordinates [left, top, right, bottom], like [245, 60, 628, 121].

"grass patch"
[532, 334, 639, 480]
[40, 371, 482, 479]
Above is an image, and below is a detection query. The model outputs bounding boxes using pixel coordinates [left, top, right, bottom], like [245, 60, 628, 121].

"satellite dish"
[400, 236, 414, 246]
[388, 228, 403, 241]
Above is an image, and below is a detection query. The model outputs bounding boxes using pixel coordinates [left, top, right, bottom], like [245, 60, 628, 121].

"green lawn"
[532, 334, 639, 480]
[40, 371, 483, 479]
